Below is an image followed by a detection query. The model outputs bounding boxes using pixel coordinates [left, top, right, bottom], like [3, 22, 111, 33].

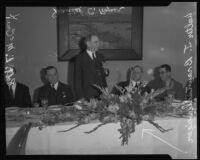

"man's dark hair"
[45, 66, 57, 74]
[159, 64, 171, 72]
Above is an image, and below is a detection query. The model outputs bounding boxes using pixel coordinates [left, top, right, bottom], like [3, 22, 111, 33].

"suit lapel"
[84, 51, 98, 74]
[85, 51, 95, 65]
[57, 82, 65, 94]
[5, 84, 13, 101]
[57, 82, 61, 92]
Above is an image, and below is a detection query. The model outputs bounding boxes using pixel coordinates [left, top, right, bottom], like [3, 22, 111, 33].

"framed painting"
[57, 7, 143, 60]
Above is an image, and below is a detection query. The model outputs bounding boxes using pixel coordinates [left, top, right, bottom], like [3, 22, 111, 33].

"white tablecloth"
[6, 117, 197, 159]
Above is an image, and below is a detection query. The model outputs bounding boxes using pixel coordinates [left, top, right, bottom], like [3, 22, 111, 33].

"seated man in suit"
[112, 65, 147, 95]
[37, 66, 74, 106]
[145, 64, 185, 101]
[5, 66, 32, 108]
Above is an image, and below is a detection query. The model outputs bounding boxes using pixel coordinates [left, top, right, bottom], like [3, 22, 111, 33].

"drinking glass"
[104, 68, 109, 77]
[167, 93, 174, 103]
[33, 102, 39, 108]
[41, 99, 48, 109]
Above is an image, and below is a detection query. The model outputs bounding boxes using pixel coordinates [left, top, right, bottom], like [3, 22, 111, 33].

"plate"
[6, 106, 19, 110]
[171, 102, 181, 108]
[6, 107, 20, 113]
[172, 99, 182, 103]
[48, 108, 62, 111]
[171, 99, 183, 108]
[48, 105, 62, 111]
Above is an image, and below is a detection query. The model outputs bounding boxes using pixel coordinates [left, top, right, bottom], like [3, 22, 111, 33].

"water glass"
[41, 99, 48, 109]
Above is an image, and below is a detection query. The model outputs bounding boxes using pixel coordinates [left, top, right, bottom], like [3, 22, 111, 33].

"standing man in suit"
[37, 66, 74, 106]
[4, 66, 32, 108]
[75, 34, 108, 100]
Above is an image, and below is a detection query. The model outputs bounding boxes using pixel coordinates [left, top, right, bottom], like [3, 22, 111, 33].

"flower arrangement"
[67, 85, 168, 145]
[56, 84, 194, 145]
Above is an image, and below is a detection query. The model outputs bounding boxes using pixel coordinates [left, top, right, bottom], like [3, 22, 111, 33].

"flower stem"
[57, 123, 82, 133]
[147, 120, 173, 132]
[84, 122, 111, 134]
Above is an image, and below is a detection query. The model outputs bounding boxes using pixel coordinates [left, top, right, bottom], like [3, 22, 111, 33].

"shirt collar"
[51, 81, 59, 90]
[9, 81, 16, 89]
[130, 80, 141, 84]
[130, 80, 142, 88]
[86, 49, 96, 59]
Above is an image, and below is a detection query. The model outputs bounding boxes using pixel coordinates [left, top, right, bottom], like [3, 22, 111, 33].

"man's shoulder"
[77, 51, 87, 59]
[59, 82, 71, 89]
[96, 52, 105, 62]
[75, 51, 87, 64]
[38, 83, 50, 91]
[172, 79, 183, 88]
[17, 82, 29, 90]
[147, 79, 162, 88]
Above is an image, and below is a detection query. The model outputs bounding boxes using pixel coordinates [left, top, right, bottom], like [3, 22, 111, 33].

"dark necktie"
[92, 52, 96, 60]
[9, 86, 14, 99]
[135, 82, 140, 88]
[51, 84, 56, 91]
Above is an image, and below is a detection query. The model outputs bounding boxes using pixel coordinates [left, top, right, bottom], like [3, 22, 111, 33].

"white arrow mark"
[142, 129, 188, 154]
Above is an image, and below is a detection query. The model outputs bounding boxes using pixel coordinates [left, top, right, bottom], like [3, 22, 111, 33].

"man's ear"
[86, 41, 90, 48]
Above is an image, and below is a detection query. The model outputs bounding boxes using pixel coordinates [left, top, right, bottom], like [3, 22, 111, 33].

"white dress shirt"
[86, 49, 96, 60]
[130, 80, 141, 88]
[9, 82, 16, 98]
[51, 81, 59, 90]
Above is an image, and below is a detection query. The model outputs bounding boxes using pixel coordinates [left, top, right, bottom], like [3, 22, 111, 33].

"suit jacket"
[74, 51, 107, 100]
[5, 82, 32, 108]
[37, 81, 74, 106]
[144, 78, 185, 101]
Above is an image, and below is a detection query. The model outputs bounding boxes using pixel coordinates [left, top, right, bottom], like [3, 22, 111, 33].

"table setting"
[5, 85, 197, 158]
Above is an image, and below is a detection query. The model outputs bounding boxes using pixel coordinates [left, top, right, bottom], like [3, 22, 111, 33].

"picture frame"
[57, 7, 143, 61]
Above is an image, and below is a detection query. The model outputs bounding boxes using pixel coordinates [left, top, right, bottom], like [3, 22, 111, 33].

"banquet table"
[6, 115, 197, 159]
